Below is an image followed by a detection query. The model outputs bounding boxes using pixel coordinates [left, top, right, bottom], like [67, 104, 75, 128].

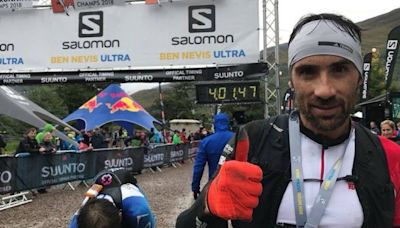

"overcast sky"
[122, 0, 400, 94]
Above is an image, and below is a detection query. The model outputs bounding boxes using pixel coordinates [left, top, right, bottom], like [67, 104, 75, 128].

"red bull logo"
[79, 96, 102, 113]
[106, 97, 143, 113]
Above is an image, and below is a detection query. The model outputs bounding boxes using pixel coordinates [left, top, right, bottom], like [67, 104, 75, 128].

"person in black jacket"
[176, 13, 400, 228]
[16, 128, 45, 155]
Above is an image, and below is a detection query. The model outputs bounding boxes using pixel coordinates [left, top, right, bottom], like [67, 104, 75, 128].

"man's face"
[27, 130, 36, 139]
[370, 122, 376, 128]
[291, 55, 360, 135]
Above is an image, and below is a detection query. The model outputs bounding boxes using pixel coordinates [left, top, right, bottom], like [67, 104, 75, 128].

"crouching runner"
[70, 168, 156, 228]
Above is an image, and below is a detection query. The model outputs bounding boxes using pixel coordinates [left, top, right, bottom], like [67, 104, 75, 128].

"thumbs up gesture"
[207, 130, 263, 221]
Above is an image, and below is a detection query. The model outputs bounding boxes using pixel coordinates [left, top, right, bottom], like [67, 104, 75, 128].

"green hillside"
[131, 83, 173, 110]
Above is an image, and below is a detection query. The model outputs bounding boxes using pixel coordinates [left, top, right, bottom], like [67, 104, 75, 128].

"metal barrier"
[0, 191, 32, 211]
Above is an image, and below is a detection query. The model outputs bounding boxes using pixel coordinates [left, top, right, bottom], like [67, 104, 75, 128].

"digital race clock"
[195, 81, 260, 104]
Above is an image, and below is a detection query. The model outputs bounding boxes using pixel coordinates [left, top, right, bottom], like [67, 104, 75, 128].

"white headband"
[288, 19, 362, 75]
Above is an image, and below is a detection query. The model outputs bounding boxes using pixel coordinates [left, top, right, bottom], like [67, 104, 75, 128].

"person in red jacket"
[176, 13, 400, 228]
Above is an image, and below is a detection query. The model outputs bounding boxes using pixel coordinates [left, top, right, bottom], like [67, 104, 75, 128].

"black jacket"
[16, 137, 40, 154]
[176, 114, 395, 228]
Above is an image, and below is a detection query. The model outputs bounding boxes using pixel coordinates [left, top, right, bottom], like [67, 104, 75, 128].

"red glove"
[207, 131, 263, 221]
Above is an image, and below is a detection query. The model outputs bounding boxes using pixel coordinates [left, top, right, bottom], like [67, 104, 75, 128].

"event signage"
[360, 52, 372, 102]
[144, 147, 165, 168]
[384, 25, 400, 91]
[0, 63, 267, 85]
[187, 141, 199, 159]
[0, 0, 259, 72]
[0, 157, 14, 194]
[74, 0, 124, 10]
[95, 148, 144, 172]
[1, 142, 199, 193]
[196, 81, 261, 104]
[0, 0, 33, 11]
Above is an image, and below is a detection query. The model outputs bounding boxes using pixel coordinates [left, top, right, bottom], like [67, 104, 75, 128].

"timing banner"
[0, 62, 267, 85]
[0, 0, 259, 72]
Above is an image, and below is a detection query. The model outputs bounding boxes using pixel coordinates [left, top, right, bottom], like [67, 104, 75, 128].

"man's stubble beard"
[296, 91, 356, 132]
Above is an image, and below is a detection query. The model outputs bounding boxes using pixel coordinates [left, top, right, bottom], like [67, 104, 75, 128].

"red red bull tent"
[63, 84, 161, 133]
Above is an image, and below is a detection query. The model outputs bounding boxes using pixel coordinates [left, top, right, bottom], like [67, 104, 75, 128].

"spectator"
[15, 128, 45, 155]
[79, 131, 93, 151]
[140, 131, 149, 147]
[180, 128, 188, 143]
[37, 131, 57, 194]
[191, 113, 234, 200]
[282, 80, 295, 114]
[130, 131, 142, 147]
[193, 129, 202, 140]
[91, 128, 107, 149]
[69, 168, 156, 228]
[172, 130, 182, 144]
[370, 121, 380, 135]
[147, 128, 155, 143]
[102, 127, 112, 148]
[187, 132, 195, 142]
[39, 132, 57, 154]
[36, 123, 55, 144]
[62, 132, 78, 151]
[165, 131, 173, 144]
[200, 128, 208, 139]
[381, 120, 400, 144]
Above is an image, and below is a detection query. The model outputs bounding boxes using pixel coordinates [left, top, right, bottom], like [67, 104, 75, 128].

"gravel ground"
[0, 161, 207, 228]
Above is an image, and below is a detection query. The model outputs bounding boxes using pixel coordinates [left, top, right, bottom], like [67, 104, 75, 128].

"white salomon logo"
[79, 11, 103, 37]
[363, 63, 370, 71]
[189, 5, 215, 33]
[387, 40, 398, 50]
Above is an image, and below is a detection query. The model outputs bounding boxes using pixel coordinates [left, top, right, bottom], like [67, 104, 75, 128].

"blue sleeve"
[121, 184, 156, 228]
[191, 140, 207, 192]
[69, 214, 78, 228]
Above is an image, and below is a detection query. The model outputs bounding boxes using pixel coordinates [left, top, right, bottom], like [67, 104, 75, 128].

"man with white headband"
[176, 13, 400, 228]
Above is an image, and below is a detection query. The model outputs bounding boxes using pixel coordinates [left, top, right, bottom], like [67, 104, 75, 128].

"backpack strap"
[94, 168, 137, 210]
[249, 114, 288, 164]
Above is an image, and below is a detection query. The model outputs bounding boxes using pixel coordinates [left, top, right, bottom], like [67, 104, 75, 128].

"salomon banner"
[360, 52, 372, 102]
[385, 26, 400, 91]
[0, 0, 259, 72]
[0, 157, 14, 194]
[95, 148, 144, 173]
[0, 63, 267, 85]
